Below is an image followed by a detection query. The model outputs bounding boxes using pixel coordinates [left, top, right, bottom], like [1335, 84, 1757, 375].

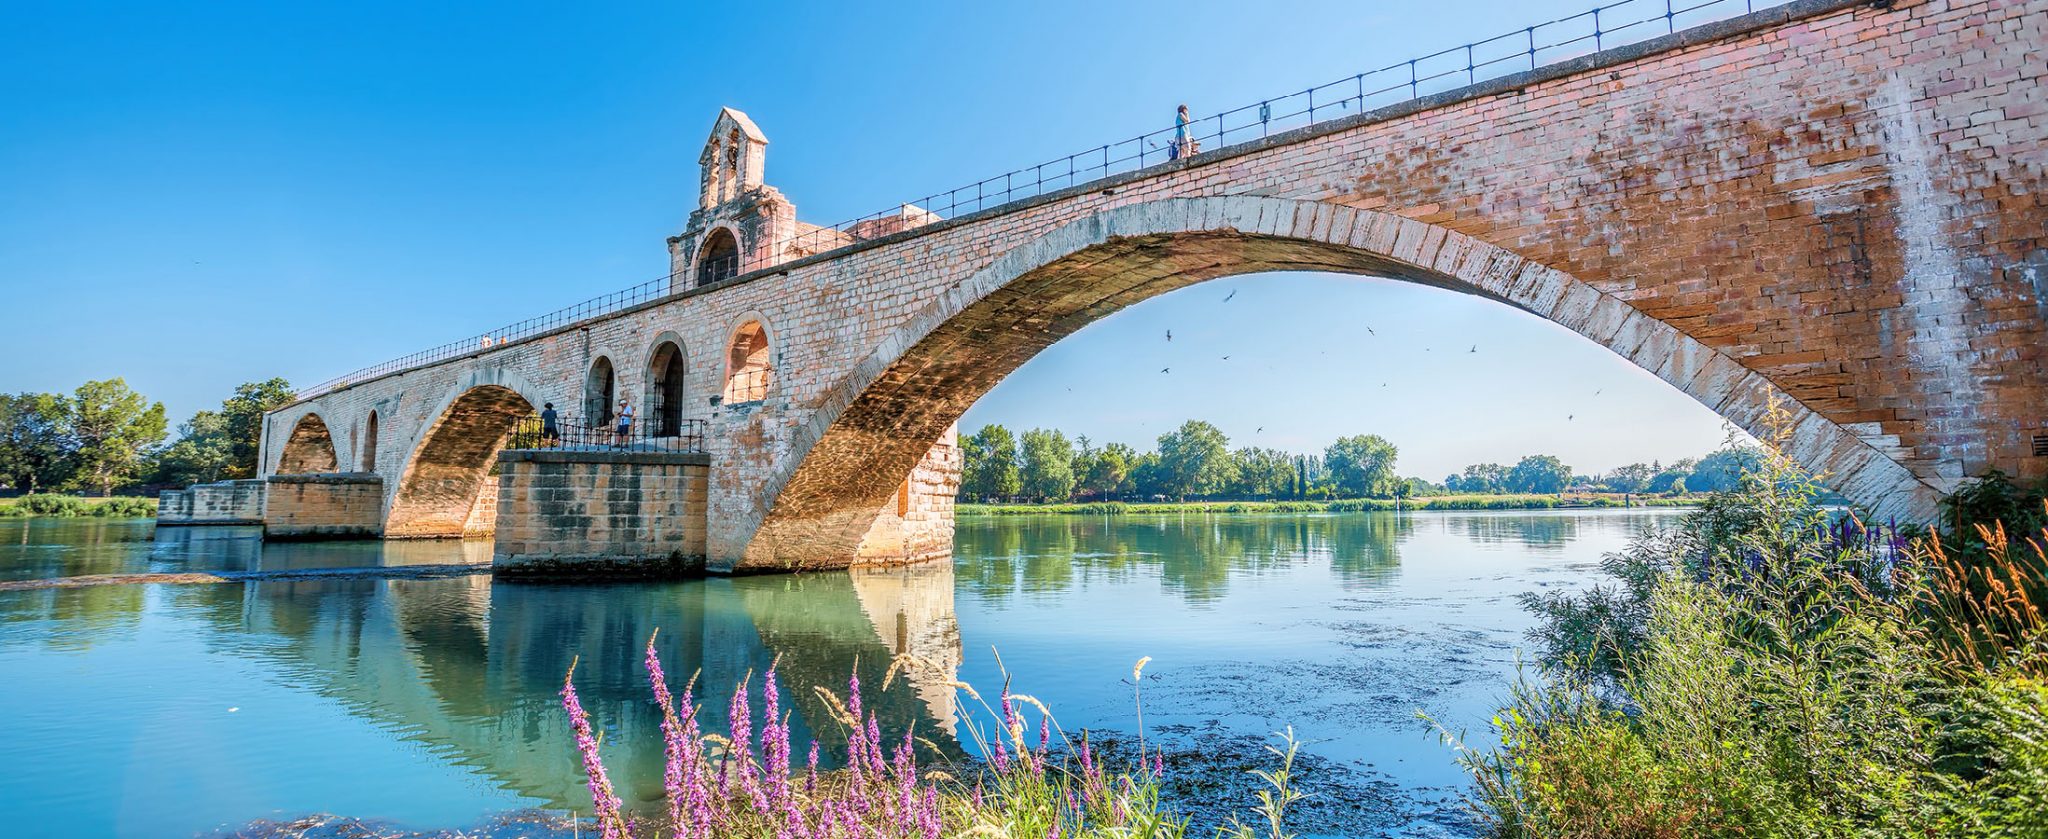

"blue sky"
[0, 0, 1748, 481]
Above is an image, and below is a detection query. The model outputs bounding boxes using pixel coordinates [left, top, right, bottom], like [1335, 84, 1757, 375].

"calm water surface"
[0, 510, 1680, 838]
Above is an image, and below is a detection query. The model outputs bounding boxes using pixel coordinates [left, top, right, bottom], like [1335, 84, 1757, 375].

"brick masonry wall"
[263, 473, 384, 539]
[264, 0, 2047, 571]
[494, 450, 709, 576]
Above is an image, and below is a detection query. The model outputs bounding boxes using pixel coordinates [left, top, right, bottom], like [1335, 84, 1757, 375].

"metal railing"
[504, 414, 706, 453]
[296, 0, 1793, 402]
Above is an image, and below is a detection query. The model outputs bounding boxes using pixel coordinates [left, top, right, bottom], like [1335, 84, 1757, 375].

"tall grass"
[1457, 396, 2048, 837]
[562, 641, 1304, 838]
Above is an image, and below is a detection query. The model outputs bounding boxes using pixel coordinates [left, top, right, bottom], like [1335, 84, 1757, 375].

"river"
[0, 509, 1681, 838]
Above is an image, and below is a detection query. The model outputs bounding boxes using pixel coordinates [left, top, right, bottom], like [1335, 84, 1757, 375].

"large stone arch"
[735, 196, 1946, 571]
[276, 412, 339, 474]
[643, 331, 690, 437]
[385, 368, 548, 538]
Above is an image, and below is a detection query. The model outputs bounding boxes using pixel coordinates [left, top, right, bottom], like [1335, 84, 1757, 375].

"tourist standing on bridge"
[540, 403, 560, 447]
[614, 396, 634, 447]
[1170, 104, 1195, 160]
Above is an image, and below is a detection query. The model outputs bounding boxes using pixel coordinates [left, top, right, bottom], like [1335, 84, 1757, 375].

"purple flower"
[561, 667, 628, 839]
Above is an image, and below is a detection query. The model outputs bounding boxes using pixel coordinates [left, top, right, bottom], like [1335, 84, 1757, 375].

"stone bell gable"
[668, 107, 808, 292]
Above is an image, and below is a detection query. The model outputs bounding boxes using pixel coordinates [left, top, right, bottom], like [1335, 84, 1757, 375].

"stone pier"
[262, 473, 385, 540]
[492, 450, 709, 577]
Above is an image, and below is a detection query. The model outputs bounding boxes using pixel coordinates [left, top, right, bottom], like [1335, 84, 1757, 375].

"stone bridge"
[169, 0, 2046, 574]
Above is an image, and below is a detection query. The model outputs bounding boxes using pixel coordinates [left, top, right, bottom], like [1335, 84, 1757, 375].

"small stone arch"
[361, 410, 380, 473]
[721, 316, 776, 405]
[645, 333, 690, 437]
[584, 355, 617, 427]
[696, 227, 742, 287]
[277, 413, 339, 474]
[385, 369, 547, 538]
[735, 195, 1946, 571]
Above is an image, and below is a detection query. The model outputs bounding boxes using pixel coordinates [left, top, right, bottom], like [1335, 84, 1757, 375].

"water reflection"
[146, 563, 962, 812]
[956, 512, 1417, 603]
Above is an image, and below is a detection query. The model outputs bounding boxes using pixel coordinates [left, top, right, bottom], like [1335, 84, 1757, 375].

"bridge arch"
[276, 412, 339, 474]
[737, 195, 1946, 570]
[645, 332, 689, 437]
[385, 368, 548, 538]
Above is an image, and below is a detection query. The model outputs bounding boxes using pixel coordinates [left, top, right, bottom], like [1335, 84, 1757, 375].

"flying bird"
[1221, 355, 1231, 360]
[1365, 326, 1376, 335]
[1166, 330, 1173, 342]
[1223, 290, 1238, 302]
[1256, 426, 1264, 433]
[1470, 345, 1477, 353]
[1568, 414, 1575, 421]
[1161, 367, 1171, 374]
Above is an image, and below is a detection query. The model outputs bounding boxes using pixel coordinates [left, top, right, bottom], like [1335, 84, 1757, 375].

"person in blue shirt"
[1170, 104, 1194, 160]
[540, 403, 559, 447]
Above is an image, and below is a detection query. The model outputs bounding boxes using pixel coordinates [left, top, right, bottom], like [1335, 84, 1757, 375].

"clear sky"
[0, 0, 1749, 482]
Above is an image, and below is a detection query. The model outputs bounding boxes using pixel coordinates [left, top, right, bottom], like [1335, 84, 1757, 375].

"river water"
[0, 509, 1680, 838]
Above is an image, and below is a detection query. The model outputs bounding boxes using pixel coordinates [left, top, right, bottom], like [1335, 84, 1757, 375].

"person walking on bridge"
[1169, 104, 1196, 161]
[613, 396, 635, 447]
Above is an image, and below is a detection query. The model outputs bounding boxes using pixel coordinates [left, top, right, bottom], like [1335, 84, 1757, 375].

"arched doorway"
[277, 414, 338, 474]
[585, 357, 615, 427]
[385, 384, 535, 538]
[648, 341, 687, 437]
[696, 228, 740, 287]
[361, 411, 379, 472]
[723, 321, 773, 404]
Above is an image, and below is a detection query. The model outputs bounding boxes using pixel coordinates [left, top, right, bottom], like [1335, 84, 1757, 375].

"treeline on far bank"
[0, 377, 295, 499]
[958, 419, 1765, 505]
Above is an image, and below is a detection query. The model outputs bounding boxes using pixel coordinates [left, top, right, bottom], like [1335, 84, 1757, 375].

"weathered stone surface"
[263, 473, 383, 540]
[492, 450, 710, 577]
[157, 479, 267, 525]
[245, 0, 2046, 571]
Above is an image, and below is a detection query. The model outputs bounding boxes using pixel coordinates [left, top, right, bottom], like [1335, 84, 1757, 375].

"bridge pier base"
[492, 450, 709, 578]
[263, 473, 385, 540]
[158, 479, 268, 526]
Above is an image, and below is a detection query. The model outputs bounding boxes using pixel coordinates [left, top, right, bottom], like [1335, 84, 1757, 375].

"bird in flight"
[1223, 290, 1238, 303]
[1161, 367, 1171, 374]
[1221, 355, 1231, 360]
[1365, 326, 1376, 335]
[1166, 330, 1173, 342]
[1470, 345, 1477, 353]
[1256, 426, 1264, 433]
[1568, 414, 1575, 421]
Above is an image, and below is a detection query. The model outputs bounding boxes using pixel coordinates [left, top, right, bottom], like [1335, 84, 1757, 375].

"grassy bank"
[958, 494, 1697, 516]
[0, 493, 157, 519]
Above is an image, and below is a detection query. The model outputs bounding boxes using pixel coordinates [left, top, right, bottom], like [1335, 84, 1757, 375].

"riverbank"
[0, 493, 155, 518]
[958, 493, 1697, 516]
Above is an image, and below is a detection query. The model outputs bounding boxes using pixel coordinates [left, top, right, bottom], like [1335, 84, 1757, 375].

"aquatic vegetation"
[1460, 397, 2048, 837]
[561, 643, 1305, 839]
[0, 493, 156, 518]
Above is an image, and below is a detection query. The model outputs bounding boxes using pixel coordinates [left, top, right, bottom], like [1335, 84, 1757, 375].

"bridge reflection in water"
[138, 553, 963, 812]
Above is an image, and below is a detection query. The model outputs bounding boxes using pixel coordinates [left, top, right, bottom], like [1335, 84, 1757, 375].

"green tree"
[1077, 442, 1136, 500]
[1506, 454, 1572, 494]
[1324, 434, 1401, 498]
[1018, 428, 1077, 502]
[216, 378, 296, 478]
[1688, 447, 1764, 493]
[960, 424, 1020, 501]
[0, 392, 76, 493]
[1231, 447, 1295, 499]
[1129, 452, 1166, 499]
[1155, 420, 1234, 499]
[153, 410, 234, 486]
[1448, 462, 1511, 494]
[1647, 457, 1695, 493]
[67, 378, 167, 495]
[1600, 462, 1657, 493]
